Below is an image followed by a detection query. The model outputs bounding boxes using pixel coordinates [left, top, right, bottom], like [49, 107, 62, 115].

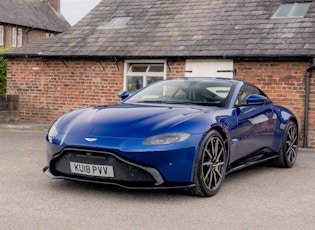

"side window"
[235, 84, 263, 106]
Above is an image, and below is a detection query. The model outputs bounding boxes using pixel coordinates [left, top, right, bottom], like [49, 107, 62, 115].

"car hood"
[56, 103, 221, 138]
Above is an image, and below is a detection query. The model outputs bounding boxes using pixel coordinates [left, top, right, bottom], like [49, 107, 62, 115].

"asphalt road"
[1, 128, 315, 230]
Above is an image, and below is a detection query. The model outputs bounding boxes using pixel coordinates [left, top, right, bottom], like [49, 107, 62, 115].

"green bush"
[0, 47, 11, 94]
[0, 56, 7, 94]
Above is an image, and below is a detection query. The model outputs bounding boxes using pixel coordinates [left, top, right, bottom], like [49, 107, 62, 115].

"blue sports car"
[43, 78, 298, 197]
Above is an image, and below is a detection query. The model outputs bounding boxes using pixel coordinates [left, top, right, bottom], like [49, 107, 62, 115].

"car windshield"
[125, 79, 234, 107]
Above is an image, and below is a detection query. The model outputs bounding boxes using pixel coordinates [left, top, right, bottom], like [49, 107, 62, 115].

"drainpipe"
[303, 58, 315, 147]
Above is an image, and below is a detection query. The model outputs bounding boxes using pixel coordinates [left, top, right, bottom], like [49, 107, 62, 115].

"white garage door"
[185, 60, 234, 78]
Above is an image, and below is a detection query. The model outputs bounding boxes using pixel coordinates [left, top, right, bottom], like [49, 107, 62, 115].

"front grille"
[51, 149, 157, 184]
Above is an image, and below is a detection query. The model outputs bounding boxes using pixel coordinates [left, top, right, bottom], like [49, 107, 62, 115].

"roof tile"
[4, 0, 315, 58]
[0, 0, 70, 32]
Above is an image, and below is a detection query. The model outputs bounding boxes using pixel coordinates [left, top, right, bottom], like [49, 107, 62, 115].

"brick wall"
[7, 58, 124, 122]
[1, 24, 58, 48]
[167, 59, 186, 78]
[3, 25, 11, 47]
[0, 94, 19, 122]
[235, 60, 314, 147]
[6, 58, 315, 147]
[26, 30, 55, 44]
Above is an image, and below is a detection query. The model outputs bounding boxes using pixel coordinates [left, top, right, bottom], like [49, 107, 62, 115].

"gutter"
[2, 53, 315, 60]
[303, 58, 315, 147]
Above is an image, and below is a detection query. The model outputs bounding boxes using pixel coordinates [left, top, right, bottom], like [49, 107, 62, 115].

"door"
[185, 60, 234, 78]
[229, 84, 275, 165]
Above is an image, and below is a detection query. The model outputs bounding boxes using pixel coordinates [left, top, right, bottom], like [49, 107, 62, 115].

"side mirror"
[118, 91, 129, 100]
[245, 94, 267, 105]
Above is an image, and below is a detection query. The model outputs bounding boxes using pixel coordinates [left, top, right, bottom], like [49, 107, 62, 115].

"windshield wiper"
[135, 100, 218, 106]
[136, 100, 164, 103]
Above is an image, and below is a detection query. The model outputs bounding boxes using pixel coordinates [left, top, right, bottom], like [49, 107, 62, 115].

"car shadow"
[47, 178, 191, 200]
[45, 163, 282, 200]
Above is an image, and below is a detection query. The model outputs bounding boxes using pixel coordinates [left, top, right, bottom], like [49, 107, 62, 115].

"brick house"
[3, 0, 315, 147]
[0, 0, 70, 48]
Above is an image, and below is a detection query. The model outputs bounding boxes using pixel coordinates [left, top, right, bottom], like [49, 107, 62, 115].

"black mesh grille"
[51, 149, 156, 184]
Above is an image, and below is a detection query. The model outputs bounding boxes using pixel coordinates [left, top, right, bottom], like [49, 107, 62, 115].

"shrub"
[0, 56, 7, 94]
[0, 48, 11, 94]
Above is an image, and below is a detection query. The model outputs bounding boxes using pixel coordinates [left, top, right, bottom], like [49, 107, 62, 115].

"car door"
[229, 84, 275, 165]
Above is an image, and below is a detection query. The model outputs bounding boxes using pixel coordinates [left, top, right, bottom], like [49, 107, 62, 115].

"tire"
[273, 121, 298, 168]
[187, 130, 227, 197]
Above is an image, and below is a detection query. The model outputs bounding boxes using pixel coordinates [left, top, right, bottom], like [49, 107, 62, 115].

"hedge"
[0, 48, 11, 94]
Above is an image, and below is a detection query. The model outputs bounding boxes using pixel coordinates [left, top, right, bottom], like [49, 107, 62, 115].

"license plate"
[70, 162, 114, 178]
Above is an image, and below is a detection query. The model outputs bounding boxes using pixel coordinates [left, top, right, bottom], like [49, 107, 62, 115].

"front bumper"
[43, 148, 195, 189]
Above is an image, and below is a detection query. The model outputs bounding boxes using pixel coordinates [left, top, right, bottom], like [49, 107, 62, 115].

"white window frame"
[272, 2, 311, 18]
[17, 28, 22, 47]
[46, 33, 55, 38]
[12, 27, 17, 47]
[0, 26, 4, 46]
[123, 60, 167, 91]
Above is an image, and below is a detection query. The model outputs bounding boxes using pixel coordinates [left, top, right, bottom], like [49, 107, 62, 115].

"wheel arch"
[279, 116, 299, 148]
[188, 125, 229, 197]
[212, 125, 231, 159]
[191, 125, 231, 180]
[282, 117, 299, 148]
[290, 116, 299, 135]
[274, 105, 300, 139]
[206, 125, 231, 159]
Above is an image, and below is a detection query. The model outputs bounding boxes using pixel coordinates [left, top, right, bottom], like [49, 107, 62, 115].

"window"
[124, 61, 166, 93]
[0, 26, 3, 46]
[12, 27, 16, 47]
[235, 84, 266, 106]
[97, 17, 132, 30]
[17, 28, 22, 47]
[272, 2, 312, 18]
[46, 33, 55, 38]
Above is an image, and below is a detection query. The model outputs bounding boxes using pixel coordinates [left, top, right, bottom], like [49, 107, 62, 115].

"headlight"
[47, 124, 58, 143]
[143, 132, 191, 145]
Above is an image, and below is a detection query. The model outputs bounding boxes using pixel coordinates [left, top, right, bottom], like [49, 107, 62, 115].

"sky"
[61, 0, 102, 26]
